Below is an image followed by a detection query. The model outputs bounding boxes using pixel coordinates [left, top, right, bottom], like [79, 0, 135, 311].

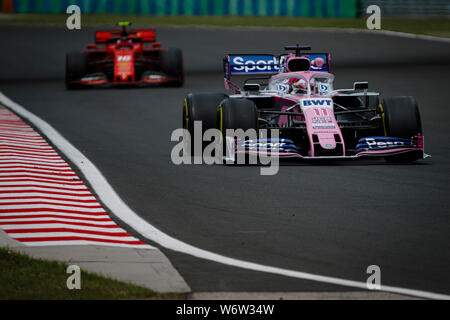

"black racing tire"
[382, 96, 423, 162]
[219, 98, 258, 132]
[218, 98, 258, 164]
[65, 51, 88, 90]
[161, 48, 184, 87]
[183, 93, 228, 156]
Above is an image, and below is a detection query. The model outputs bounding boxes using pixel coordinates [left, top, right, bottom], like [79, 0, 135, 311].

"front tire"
[183, 93, 228, 156]
[382, 96, 423, 162]
[161, 48, 184, 87]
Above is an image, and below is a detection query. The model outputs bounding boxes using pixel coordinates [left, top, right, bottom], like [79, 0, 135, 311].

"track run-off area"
[0, 25, 449, 298]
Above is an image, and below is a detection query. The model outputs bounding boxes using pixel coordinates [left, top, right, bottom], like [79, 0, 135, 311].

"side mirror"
[353, 82, 368, 90]
[87, 44, 97, 49]
[152, 42, 162, 48]
[243, 83, 260, 92]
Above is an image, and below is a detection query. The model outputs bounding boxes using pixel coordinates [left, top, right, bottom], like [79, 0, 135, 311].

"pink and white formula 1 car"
[183, 45, 426, 162]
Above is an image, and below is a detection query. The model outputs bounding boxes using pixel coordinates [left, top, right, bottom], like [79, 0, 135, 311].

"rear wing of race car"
[223, 53, 331, 92]
[95, 30, 156, 43]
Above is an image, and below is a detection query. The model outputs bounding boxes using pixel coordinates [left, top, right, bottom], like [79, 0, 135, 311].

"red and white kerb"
[0, 106, 152, 248]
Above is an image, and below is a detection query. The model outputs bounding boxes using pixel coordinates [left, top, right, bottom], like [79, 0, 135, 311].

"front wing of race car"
[224, 136, 426, 161]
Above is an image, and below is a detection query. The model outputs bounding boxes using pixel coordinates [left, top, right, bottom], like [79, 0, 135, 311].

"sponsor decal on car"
[117, 55, 132, 62]
[277, 84, 289, 93]
[237, 139, 299, 152]
[312, 126, 336, 129]
[229, 55, 280, 75]
[355, 137, 415, 152]
[303, 54, 329, 72]
[302, 98, 333, 107]
[312, 117, 333, 124]
[318, 83, 330, 95]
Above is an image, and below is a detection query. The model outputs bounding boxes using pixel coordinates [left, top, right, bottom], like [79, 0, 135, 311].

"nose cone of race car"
[114, 51, 135, 82]
[300, 98, 345, 156]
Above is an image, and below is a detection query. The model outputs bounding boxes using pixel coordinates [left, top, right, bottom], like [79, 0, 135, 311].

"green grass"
[0, 247, 185, 300]
[0, 14, 449, 37]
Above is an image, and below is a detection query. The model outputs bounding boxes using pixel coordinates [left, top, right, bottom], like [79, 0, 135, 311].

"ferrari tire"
[65, 52, 87, 90]
[161, 48, 184, 87]
[382, 96, 423, 162]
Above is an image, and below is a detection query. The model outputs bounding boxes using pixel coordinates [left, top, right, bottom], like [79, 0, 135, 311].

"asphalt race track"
[1, 25, 450, 294]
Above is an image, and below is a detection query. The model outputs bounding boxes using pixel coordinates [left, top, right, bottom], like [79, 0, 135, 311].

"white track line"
[350, 28, 450, 43]
[172, 24, 450, 43]
[253, 26, 450, 43]
[1, 92, 448, 300]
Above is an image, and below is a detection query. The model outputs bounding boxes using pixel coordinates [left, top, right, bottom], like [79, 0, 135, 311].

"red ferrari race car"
[65, 22, 183, 89]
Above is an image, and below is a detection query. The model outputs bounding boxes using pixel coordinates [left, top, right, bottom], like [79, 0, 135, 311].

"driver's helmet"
[289, 77, 308, 94]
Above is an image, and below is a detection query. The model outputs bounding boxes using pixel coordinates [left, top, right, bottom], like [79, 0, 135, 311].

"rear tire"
[65, 52, 87, 90]
[382, 96, 423, 162]
[183, 93, 228, 156]
[161, 48, 184, 87]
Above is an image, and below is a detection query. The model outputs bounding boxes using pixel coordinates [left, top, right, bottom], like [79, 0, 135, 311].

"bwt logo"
[303, 99, 332, 107]
[231, 56, 279, 73]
